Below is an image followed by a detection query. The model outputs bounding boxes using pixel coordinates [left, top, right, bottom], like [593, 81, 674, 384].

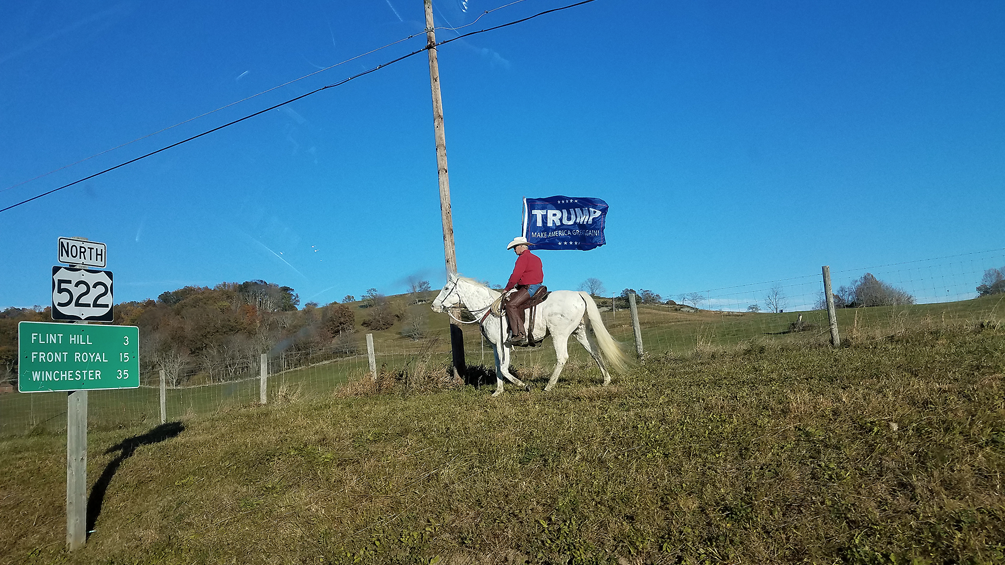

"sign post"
[18, 321, 139, 550]
[66, 390, 87, 550]
[17, 237, 138, 550]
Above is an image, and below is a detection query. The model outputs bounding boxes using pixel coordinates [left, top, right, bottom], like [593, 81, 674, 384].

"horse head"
[431, 273, 462, 313]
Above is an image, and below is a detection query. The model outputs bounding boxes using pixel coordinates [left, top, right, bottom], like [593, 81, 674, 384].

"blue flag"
[521, 196, 608, 250]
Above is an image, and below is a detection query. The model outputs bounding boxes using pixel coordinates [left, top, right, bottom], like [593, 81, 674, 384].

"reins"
[446, 309, 483, 325]
[441, 278, 495, 325]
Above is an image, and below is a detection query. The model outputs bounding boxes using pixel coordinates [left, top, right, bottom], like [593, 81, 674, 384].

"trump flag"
[521, 196, 608, 250]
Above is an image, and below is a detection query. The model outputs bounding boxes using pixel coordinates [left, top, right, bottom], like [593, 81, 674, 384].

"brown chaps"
[505, 286, 532, 338]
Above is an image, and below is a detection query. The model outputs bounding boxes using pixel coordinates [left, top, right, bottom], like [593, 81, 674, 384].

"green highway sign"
[18, 321, 140, 393]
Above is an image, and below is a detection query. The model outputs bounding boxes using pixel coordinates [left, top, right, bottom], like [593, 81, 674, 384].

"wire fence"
[615, 248, 1005, 359]
[2, 248, 1004, 437]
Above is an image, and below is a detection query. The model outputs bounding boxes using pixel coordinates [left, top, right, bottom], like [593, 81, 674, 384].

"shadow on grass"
[86, 421, 185, 537]
[463, 364, 497, 388]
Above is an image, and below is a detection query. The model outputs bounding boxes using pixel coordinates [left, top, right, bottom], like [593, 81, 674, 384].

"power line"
[0, 0, 537, 197]
[433, 0, 532, 33]
[0, 35, 426, 197]
[0, 0, 598, 214]
[0, 47, 426, 214]
[439, 0, 595, 46]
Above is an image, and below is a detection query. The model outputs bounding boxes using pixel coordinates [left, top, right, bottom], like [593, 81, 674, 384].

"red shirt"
[505, 250, 543, 290]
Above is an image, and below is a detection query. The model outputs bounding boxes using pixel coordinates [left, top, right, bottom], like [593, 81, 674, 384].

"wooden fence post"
[366, 334, 377, 381]
[628, 291, 644, 360]
[822, 266, 841, 348]
[159, 369, 166, 424]
[259, 354, 268, 404]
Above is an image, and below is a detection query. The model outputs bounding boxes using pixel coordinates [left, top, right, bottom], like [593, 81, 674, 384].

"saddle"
[501, 286, 549, 346]
[525, 286, 550, 309]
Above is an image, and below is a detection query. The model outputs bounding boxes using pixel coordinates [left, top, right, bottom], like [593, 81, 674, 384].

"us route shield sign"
[51, 266, 114, 322]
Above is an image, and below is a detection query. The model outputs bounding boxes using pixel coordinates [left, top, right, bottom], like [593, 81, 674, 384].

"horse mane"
[455, 275, 491, 290]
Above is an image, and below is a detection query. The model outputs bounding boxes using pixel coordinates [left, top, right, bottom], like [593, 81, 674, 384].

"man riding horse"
[503, 236, 544, 346]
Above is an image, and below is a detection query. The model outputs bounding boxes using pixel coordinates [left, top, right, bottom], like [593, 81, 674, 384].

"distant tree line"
[588, 268, 1005, 314]
[0, 278, 433, 388]
[827, 273, 915, 309]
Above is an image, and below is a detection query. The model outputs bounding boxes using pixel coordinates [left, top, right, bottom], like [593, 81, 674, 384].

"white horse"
[431, 273, 630, 396]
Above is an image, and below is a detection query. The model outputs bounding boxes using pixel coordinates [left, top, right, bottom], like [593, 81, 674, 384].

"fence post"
[366, 333, 377, 381]
[822, 265, 841, 348]
[628, 291, 644, 360]
[159, 369, 166, 424]
[260, 353, 268, 404]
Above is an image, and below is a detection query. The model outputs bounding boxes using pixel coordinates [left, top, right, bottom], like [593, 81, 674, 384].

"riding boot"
[505, 287, 530, 345]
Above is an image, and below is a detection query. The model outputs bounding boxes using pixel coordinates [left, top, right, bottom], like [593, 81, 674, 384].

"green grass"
[1, 312, 1004, 564]
[4, 295, 1003, 437]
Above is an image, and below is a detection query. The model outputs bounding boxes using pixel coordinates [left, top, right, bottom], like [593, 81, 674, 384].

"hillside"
[1, 321, 1003, 564]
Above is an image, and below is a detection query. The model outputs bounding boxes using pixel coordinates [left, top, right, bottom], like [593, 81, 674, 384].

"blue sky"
[2, 0, 1003, 311]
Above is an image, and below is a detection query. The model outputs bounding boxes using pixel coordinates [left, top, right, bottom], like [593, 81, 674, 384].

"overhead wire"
[0, 0, 598, 214]
[433, 0, 531, 33]
[0, 34, 425, 196]
[0, 0, 536, 197]
[0, 46, 427, 214]
[439, 0, 595, 46]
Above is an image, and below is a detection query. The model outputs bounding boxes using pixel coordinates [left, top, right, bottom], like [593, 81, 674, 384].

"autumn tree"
[237, 280, 299, 312]
[362, 294, 395, 330]
[579, 278, 606, 296]
[839, 273, 914, 307]
[977, 267, 1005, 297]
[639, 290, 663, 304]
[324, 303, 356, 337]
[362, 288, 380, 308]
[158, 286, 204, 306]
[615, 288, 636, 309]
[400, 310, 427, 341]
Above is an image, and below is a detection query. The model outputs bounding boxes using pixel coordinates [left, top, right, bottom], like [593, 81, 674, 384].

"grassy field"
[1, 298, 1003, 564]
[4, 294, 1001, 436]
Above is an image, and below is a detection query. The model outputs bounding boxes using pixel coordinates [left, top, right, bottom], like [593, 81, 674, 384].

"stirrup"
[505, 335, 528, 347]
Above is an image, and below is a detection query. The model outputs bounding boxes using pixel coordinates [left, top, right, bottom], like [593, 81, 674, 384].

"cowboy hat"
[506, 236, 532, 250]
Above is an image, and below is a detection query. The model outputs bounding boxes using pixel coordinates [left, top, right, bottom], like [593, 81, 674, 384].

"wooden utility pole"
[424, 0, 466, 379]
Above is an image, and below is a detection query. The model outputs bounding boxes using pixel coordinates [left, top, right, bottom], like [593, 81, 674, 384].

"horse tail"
[579, 292, 630, 374]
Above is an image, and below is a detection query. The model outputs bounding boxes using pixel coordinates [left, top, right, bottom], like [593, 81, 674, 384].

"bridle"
[439, 278, 494, 325]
